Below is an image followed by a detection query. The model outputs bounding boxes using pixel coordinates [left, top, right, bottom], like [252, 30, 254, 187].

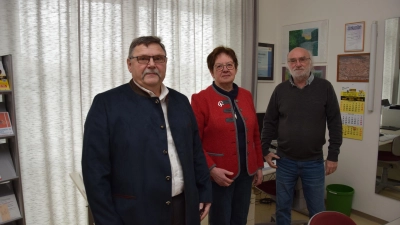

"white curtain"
[10, 0, 250, 224]
[80, 0, 244, 117]
[15, 1, 84, 224]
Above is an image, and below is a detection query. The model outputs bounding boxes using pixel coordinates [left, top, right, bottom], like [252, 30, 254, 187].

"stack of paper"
[379, 134, 399, 142]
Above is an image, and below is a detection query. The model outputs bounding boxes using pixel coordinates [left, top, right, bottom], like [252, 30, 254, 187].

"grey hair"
[285, 48, 314, 72]
[128, 36, 167, 59]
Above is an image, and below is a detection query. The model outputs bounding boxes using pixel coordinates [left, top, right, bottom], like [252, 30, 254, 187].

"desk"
[379, 129, 400, 146]
[377, 129, 400, 188]
[386, 217, 400, 225]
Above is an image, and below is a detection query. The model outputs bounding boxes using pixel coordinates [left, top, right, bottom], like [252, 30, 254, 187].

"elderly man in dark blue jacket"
[82, 36, 212, 225]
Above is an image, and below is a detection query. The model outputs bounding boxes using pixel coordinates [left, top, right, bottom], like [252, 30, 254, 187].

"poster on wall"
[281, 20, 329, 63]
[337, 53, 370, 82]
[340, 83, 367, 140]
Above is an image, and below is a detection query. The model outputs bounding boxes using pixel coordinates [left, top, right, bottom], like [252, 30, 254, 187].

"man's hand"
[253, 169, 263, 186]
[199, 202, 211, 221]
[263, 152, 280, 168]
[210, 167, 234, 187]
[325, 160, 338, 175]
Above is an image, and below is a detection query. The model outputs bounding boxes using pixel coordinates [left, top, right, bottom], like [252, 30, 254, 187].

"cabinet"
[0, 55, 25, 225]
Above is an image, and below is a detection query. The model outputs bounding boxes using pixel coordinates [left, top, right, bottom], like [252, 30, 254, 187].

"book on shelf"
[0, 62, 10, 91]
[0, 112, 13, 136]
[0, 184, 22, 223]
[0, 144, 17, 182]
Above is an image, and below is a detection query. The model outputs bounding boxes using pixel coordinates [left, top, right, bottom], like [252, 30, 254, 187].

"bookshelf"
[0, 55, 25, 225]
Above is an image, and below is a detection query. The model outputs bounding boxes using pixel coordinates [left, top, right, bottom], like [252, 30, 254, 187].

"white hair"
[285, 48, 314, 72]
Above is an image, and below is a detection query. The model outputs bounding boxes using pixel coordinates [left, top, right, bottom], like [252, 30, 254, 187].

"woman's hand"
[252, 169, 263, 186]
[210, 167, 234, 187]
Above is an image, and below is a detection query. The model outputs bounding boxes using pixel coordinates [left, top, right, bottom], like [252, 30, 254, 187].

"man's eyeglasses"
[129, 55, 167, 64]
[214, 63, 235, 71]
[287, 57, 310, 65]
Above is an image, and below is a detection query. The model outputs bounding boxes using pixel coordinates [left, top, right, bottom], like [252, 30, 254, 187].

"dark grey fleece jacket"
[261, 76, 342, 162]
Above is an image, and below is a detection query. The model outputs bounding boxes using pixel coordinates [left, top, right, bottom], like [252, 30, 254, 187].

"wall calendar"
[340, 84, 366, 140]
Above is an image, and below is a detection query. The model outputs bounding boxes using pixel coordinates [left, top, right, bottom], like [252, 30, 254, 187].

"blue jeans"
[276, 157, 325, 225]
[209, 170, 253, 225]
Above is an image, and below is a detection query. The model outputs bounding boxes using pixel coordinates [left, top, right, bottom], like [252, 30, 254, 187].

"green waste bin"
[326, 184, 354, 216]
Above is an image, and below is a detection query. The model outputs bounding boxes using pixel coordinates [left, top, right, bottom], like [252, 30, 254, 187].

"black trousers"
[171, 192, 186, 225]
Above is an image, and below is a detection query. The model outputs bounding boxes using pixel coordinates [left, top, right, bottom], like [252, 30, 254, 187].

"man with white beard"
[260, 47, 343, 225]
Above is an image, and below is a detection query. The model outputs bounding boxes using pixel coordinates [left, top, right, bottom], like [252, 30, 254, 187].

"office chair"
[307, 211, 356, 225]
[255, 180, 308, 225]
[376, 136, 400, 193]
[69, 172, 95, 225]
[255, 179, 277, 202]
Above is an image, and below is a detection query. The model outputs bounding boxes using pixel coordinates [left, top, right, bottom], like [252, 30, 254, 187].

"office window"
[382, 18, 400, 105]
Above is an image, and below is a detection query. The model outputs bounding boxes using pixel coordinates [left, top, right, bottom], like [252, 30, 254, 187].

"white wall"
[257, 0, 400, 221]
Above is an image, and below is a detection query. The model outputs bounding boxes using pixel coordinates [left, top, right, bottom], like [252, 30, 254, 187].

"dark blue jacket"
[82, 81, 212, 225]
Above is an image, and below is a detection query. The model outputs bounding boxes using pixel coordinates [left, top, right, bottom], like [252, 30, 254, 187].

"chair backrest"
[69, 172, 88, 202]
[256, 179, 276, 198]
[308, 211, 356, 225]
[392, 136, 400, 156]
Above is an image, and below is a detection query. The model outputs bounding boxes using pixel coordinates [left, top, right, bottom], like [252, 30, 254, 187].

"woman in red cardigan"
[191, 46, 264, 225]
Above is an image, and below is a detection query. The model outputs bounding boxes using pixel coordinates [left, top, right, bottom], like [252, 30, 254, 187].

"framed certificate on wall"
[344, 21, 365, 52]
[257, 43, 274, 81]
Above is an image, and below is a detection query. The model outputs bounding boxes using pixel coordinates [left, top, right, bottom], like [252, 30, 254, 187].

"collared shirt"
[133, 80, 184, 197]
[289, 73, 315, 87]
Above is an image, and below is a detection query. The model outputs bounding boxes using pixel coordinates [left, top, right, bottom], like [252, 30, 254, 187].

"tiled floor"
[253, 190, 382, 225]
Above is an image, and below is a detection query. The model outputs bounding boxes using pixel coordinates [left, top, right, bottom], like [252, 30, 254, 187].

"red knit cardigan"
[191, 85, 264, 179]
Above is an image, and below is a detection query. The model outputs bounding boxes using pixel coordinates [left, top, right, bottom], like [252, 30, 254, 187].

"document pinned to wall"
[340, 84, 366, 140]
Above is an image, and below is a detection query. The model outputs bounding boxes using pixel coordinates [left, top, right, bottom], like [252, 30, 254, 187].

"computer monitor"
[382, 99, 390, 107]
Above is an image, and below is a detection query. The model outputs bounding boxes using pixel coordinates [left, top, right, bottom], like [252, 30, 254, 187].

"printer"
[381, 107, 400, 129]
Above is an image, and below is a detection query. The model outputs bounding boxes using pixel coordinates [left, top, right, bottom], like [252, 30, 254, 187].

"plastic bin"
[326, 184, 354, 216]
